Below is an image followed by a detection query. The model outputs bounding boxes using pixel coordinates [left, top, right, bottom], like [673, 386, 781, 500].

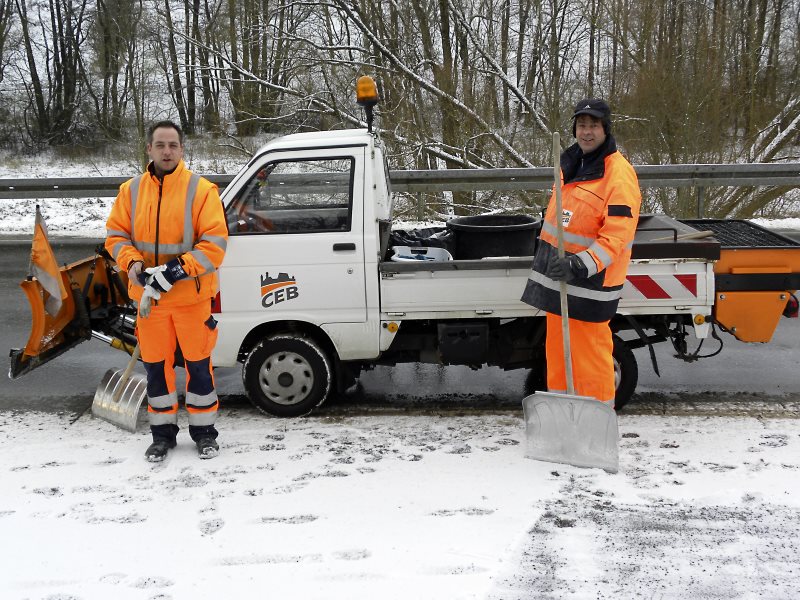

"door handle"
[333, 243, 356, 251]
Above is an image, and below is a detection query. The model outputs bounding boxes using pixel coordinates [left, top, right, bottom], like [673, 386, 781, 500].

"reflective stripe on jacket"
[521, 138, 641, 322]
[105, 160, 228, 306]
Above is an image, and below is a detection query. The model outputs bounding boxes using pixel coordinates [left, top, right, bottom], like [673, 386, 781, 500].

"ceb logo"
[260, 272, 299, 308]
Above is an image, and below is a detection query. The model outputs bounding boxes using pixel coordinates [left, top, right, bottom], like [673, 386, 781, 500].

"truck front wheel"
[243, 334, 333, 417]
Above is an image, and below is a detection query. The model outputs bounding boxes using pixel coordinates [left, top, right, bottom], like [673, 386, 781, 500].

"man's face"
[147, 127, 184, 176]
[574, 114, 606, 154]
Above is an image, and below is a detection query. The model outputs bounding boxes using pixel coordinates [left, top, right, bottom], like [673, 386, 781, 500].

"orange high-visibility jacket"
[105, 160, 228, 307]
[521, 138, 641, 322]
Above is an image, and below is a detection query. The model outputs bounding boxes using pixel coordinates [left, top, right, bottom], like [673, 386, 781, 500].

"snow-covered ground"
[2, 407, 799, 600]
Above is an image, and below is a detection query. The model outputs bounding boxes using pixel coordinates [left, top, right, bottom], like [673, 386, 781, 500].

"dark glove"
[546, 254, 587, 282]
[145, 258, 188, 293]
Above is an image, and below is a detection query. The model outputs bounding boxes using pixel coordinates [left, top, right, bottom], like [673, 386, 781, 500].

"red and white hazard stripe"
[625, 274, 698, 300]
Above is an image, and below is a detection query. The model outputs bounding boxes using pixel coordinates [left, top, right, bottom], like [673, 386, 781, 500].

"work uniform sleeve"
[580, 160, 641, 276]
[105, 180, 144, 271]
[178, 181, 228, 277]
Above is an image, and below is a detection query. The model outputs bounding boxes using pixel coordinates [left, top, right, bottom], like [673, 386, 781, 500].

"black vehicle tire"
[612, 335, 638, 410]
[523, 335, 637, 410]
[242, 334, 333, 417]
[523, 361, 547, 396]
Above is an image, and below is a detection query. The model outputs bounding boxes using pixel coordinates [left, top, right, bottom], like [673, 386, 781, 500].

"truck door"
[223, 147, 367, 323]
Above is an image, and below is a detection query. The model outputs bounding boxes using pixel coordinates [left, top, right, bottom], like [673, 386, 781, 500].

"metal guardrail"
[0, 163, 797, 199]
[0, 175, 235, 199]
[391, 163, 800, 192]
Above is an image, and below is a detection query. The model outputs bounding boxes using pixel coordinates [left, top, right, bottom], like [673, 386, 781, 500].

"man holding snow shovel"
[521, 99, 641, 407]
[106, 121, 228, 462]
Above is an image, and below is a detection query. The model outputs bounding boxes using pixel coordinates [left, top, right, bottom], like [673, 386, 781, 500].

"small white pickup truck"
[11, 128, 800, 416]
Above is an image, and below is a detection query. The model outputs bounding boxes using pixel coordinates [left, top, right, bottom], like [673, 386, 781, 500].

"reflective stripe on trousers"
[545, 313, 615, 403]
[137, 301, 219, 427]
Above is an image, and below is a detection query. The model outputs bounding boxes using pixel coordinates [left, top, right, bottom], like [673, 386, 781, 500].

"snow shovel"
[522, 132, 619, 473]
[91, 343, 148, 432]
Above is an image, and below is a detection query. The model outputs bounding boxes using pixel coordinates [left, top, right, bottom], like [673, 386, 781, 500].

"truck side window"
[227, 157, 354, 234]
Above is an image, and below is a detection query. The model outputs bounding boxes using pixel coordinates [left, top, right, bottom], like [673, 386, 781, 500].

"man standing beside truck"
[106, 120, 228, 462]
[521, 99, 641, 405]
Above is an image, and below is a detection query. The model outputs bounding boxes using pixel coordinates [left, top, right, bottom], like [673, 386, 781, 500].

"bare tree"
[82, 0, 144, 140]
[14, 0, 90, 146]
[0, 0, 13, 84]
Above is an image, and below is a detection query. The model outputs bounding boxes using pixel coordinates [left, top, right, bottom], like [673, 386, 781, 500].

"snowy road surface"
[1, 405, 799, 600]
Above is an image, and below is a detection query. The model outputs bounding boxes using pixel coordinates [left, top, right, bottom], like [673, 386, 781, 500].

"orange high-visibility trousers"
[545, 312, 615, 404]
[136, 301, 219, 428]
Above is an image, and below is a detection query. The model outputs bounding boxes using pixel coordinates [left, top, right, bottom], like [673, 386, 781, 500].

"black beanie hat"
[572, 98, 612, 136]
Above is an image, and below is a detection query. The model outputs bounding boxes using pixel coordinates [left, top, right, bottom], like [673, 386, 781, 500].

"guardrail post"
[696, 186, 705, 218]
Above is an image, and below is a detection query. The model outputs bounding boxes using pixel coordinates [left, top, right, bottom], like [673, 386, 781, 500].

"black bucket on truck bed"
[446, 214, 540, 259]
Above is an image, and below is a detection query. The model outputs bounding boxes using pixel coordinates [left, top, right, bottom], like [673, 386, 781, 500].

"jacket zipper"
[150, 176, 163, 307]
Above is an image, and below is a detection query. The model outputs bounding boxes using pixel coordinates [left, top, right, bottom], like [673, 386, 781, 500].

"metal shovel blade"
[522, 391, 619, 473]
[91, 367, 148, 432]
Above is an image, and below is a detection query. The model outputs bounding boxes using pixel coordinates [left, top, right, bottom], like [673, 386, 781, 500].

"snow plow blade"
[9, 251, 135, 379]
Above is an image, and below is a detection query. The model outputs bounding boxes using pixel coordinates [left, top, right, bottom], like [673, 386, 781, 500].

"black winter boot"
[196, 437, 219, 459]
[145, 438, 176, 462]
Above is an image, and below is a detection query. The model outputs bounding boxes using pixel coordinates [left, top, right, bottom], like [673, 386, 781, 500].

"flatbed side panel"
[379, 258, 714, 319]
[380, 265, 532, 315]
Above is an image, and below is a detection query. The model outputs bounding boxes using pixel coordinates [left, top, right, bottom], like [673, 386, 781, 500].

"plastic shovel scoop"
[522, 392, 618, 472]
[522, 132, 619, 473]
[91, 343, 148, 432]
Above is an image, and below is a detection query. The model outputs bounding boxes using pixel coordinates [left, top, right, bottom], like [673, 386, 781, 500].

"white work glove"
[128, 261, 145, 288]
[145, 258, 189, 294]
[138, 285, 161, 318]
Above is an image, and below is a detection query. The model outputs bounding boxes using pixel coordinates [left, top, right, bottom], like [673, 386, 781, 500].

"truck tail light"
[211, 291, 221, 314]
[783, 293, 798, 318]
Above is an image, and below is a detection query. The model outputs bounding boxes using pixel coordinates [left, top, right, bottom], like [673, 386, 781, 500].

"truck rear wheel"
[523, 335, 638, 410]
[612, 335, 637, 410]
[242, 334, 333, 417]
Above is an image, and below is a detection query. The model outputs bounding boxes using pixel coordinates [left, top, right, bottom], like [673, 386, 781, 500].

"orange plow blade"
[9, 252, 135, 379]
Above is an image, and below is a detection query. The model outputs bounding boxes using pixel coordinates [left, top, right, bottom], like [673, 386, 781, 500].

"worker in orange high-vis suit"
[106, 120, 228, 462]
[521, 99, 641, 405]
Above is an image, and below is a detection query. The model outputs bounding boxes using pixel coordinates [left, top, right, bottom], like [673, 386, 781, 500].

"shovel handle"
[553, 132, 575, 396]
[111, 343, 141, 404]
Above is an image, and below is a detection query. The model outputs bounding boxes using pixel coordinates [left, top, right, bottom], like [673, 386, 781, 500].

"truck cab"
[213, 130, 392, 414]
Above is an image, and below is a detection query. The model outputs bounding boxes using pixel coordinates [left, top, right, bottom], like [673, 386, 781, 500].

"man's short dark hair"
[147, 120, 184, 145]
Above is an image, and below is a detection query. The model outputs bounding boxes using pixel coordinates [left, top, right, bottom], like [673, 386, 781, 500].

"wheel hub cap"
[258, 351, 314, 406]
